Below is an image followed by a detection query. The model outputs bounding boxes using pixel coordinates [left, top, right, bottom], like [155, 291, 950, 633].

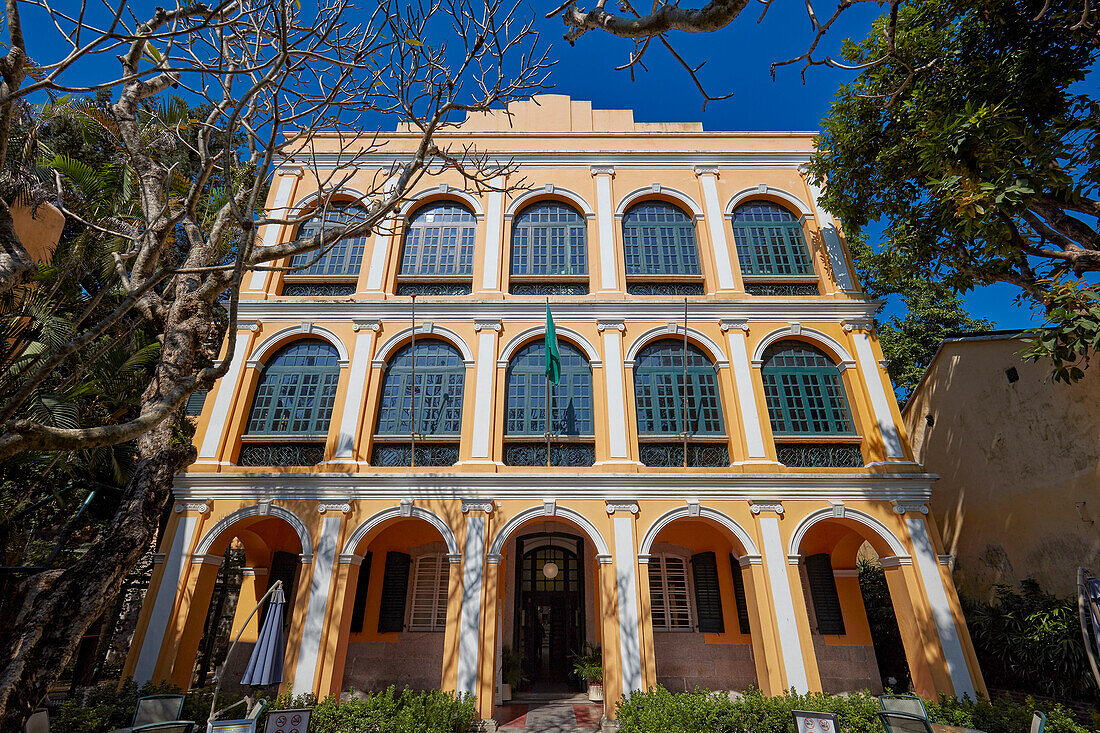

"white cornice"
[279, 151, 814, 169]
[172, 471, 935, 502]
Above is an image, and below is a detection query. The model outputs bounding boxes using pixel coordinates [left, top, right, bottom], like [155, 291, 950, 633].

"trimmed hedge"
[615, 687, 1100, 733]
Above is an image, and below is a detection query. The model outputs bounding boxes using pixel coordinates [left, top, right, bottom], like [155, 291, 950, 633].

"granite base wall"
[342, 633, 445, 693]
[653, 633, 756, 693]
[811, 634, 882, 694]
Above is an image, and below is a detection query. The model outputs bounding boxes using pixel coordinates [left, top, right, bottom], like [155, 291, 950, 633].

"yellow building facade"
[123, 96, 985, 726]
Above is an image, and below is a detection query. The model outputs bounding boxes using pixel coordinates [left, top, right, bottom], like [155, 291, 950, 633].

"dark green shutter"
[185, 388, 209, 417]
[691, 551, 725, 633]
[349, 551, 373, 633]
[805, 553, 846, 635]
[267, 551, 299, 626]
[377, 551, 411, 633]
[728, 554, 751, 634]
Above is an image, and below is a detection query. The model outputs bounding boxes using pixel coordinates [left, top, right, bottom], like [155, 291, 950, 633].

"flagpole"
[682, 296, 689, 469]
[410, 293, 416, 469]
[546, 298, 551, 468]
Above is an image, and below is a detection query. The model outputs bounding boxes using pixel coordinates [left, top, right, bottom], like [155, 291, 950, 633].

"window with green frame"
[375, 339, 465, 435]
[510, 202, 588, 279]
[286, 204, 368, 278]
[622, 202, 701, 279]
[505, 340, 593, 436]
[246, 339, 341, 435]
[761, 341, 855, 435]
[731, 201, 814, 277]
[399, 202, 476, 278]
[633, 339, 725, 436]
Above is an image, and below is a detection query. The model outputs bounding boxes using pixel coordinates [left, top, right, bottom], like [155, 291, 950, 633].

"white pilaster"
[133, 515, 201, 684]
[334, 322, 379, 458]
[695, 168, 735, 290]
[457, 516, 486, 696]
[481, 178, 505, 292]
[906, 515, 977, 700]
[197, 330, 253, 460]
[724, 325, 767, 459]
[293, 516, 341, 696]
[598, 321, 630, 461]
[759, 516, 809, 692]
[364, 215, 396, 292]
[248, 172, 299, 291]
[592, 168, 618, 292]
[470, 321, 500, 460]
[804, 179, 855, 292]
[613, 516, 643, 693]
[851, 332, 905, 459]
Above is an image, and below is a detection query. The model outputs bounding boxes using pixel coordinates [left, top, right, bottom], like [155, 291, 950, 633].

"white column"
[457, 516, 487, 696]
[695, 168, 736, 291]
[759, 516, 809, 692]
[614, 517, 643, 693]
[592, 167, 618, 293]
[293, 516, 341, 696]
[197, 328, 254, 462]
[468, 321, 500, 462]
[804, 178, 856, 292]
[598, 320, 631, 463]
[248, 169, 300, 291]
[364, 215, 396, 292]
[333, 321, 379, 459]
[851, 331, 905, 459]
[906, 514, 977, 700]
[723, 323, 767, 460]
[481, 177, 505, 292]
[133, 513, 202, 684]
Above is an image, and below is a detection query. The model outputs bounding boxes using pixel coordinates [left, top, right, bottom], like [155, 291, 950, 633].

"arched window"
[622, 202, 703, 295]
[761, 341, 854, 436]
[245, 339, 341, 435]
[633, 339, 728, 467]
[283, 204, 368, 296]
[509, 202, 589, 295]
[397, 202, 476, 296]
[730, 201, 818, 296]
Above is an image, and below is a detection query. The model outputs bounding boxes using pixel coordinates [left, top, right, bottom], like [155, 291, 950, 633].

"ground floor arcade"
[123, 489, 987, 725]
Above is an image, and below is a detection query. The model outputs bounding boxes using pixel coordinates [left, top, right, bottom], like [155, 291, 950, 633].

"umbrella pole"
[209, 580, 284, 723]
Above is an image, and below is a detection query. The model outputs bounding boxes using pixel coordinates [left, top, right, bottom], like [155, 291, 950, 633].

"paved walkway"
[495, 694, 603, 732]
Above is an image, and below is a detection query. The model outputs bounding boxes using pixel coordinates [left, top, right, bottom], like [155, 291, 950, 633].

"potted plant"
[571, 643, 604, 702]
[501, 645, 524, 702]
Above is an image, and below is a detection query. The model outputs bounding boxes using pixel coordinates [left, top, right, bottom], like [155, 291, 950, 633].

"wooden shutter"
[728, 554, 752, 634]
[805, 553, 846, 635]
[691, 551, 725, 633]
[349, 551, 373, 633]
[185, 388, 209, 417]
[267, 550, 299, 625]
[409, 555, 448, 631]
[377, 551, 411, 633]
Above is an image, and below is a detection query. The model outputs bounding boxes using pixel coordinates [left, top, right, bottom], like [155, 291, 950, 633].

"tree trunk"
[0, 420, 193, 730]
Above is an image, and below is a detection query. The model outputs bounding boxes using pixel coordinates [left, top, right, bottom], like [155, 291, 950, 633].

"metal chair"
[1030, 712, 1046, 733]
[207, 700, 268, 733]
[132, 694, 187, 728]
[879, 711, 935, 733]
[22, 709, 48, 733]
[131, 723, 196, 733]
[793, 709, 841, 733]
[879, 695, 930, 720]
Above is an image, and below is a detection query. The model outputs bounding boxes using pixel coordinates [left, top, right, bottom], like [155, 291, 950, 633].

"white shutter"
[648, 555, 694, 631]
[409, 554, 448, 631]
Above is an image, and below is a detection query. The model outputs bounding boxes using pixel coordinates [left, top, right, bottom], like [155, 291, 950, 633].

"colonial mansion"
[124, 96, 985, 726]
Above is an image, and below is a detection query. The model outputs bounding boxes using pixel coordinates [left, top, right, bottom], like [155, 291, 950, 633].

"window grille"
[375, 339, 465, 436]
[633, 339, 725, 436]
[510, 203, 588, 278]
[622, 202, 701, 279]
[505, 341, 593, 436]
[286, 205, 368, 280]
[761, 341, 855, 436]
[649, 555, 694, 631]
[245, 340, 340, 435]
[399, 202, 476, 278]
[731, 202, 814, 277]
[408, 554, 449, 631]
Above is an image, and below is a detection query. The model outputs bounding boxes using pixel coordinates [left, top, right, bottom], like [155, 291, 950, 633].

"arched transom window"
[284, 204, 368, 296]
[510, 202, 588, 295]
[761, 341, 854, 435]
[731, 201, 818, 296]
[246, 339, 341, 435]
[397, 202, 476, 295]
[622, 202, 703, 295]
[375, 339, 466, 436]
[633, 339, 724, 436]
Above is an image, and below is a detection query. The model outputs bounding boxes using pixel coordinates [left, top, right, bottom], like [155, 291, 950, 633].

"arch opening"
[396, 200, 477, 297]
[508, 200, 590, 297]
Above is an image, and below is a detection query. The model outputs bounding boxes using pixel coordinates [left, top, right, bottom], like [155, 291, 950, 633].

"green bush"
[616, 687, 1097, 733]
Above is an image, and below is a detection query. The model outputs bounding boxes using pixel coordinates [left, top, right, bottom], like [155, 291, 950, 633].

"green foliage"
[962, 580, 1095, 701]
[572, 642, 603, 683]
[857, 560, 911, 691]
[501, 645, 526, 688]
[616, 687, 1095, 733]
[1019, 277, 1100, 383]
[811, 0, 1100, 381]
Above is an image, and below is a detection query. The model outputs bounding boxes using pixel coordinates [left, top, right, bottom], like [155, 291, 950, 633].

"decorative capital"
[174, 501, 210, 515]
[693, 165, 720, 177]
[299, 553, 314, 564]
[191, 553, 224, 566]
[353, 320, 381, 332]
[739, 554, 763, 566]
[788, 554, 802, 565]
[597, 319, 625, 333]
[842, 319, 873, 333]
[237, 319, 260, 332]
[686, 499, 701, 517]
[720, 320, 749, 333]
[487, 553, 503, 564]
[596, 554, 614, 565]
[892, 501, 928, 515]
[276, 165, 304, 178]
[338, 553, 363, 565]
[590, 165, 615, 177]
[543, 499, 557, 517]
[318, 502, 351, 514]
[447, 553, 463, 564]
[474, 319, 502, 333]
[462, 500, 495, 514]
[938, 554, 955, 568]
[152, 553, 166, 565]
[605, 501, 639, 515]
[879, 555, 913, 567]
[749, 500, 784, 515]
[399, 498, 414, 517]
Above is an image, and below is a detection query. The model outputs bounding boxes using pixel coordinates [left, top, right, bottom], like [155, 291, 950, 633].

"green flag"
[544, 302, 560, 385]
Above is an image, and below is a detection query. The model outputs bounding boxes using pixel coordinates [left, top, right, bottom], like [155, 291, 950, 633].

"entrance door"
[514, 533, 585, 688]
